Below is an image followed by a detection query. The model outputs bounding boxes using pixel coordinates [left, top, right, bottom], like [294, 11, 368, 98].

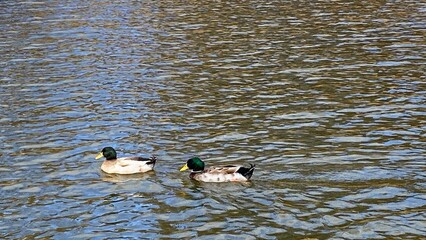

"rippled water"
[1, 0, 425, 239]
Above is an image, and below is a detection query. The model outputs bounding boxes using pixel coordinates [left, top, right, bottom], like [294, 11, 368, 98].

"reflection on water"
[1, 0, 425, 239]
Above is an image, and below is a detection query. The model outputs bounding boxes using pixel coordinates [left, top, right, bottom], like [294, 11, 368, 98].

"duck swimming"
[180, 157, 255, 182]
[95, 147, 157, 174]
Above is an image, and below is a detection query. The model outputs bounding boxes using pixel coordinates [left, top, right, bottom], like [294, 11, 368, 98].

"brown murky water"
[1, 0, 425, 239]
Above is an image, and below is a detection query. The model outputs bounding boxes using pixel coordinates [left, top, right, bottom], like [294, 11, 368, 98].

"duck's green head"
[95, 147, 117, 160]
[180, 157, 205, 172]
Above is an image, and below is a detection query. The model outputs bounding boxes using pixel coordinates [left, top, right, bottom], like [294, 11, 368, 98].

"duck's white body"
[101, 156, 157, 174]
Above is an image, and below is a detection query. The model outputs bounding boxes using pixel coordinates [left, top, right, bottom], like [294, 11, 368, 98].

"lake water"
[1, 0, 425, 239]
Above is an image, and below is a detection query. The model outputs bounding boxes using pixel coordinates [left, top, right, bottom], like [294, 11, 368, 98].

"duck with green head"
[95, 147, 157, 174]
[180, 157, 255, 182]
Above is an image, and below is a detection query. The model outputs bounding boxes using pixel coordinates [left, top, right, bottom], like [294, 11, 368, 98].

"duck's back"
[190, 165, 251, 182]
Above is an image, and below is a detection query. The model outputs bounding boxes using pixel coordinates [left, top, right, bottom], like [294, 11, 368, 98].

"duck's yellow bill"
[95, 152, 104, 160]
[180, 164, 189, 171]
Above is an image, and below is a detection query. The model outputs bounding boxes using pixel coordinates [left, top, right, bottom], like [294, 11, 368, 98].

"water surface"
[1, 0, 425, 239]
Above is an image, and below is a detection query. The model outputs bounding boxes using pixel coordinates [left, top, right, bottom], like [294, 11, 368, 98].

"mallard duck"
[179, 157, 255, 182]
[95, 147, 157, 174]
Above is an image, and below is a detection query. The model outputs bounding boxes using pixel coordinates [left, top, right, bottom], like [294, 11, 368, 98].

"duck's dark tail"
[236, 163, 255, 180]
[147, 155, 157, 166]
